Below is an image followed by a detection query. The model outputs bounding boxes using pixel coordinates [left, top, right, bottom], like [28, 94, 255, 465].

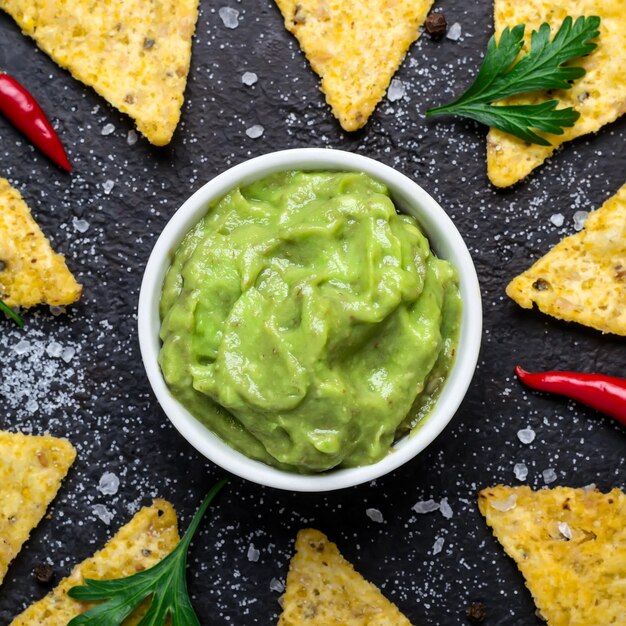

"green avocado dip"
[159, 171, 462, 473]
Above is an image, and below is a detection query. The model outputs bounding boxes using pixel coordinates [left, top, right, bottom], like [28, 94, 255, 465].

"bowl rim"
[138, 148, 482, 492]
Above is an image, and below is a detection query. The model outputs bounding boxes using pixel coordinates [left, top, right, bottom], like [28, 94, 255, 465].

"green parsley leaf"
[67, 479, 227, 626]
[0, 298, 24, 328]
[426, 16, 601, 145]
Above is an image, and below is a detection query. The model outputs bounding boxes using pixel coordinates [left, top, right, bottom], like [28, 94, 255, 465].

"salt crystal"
[247, 543, 260, 562]
[517, 427, 536, 445]
[46, 341, 63, 358]
[127, 130, 139, 146]
[550, 213, 564, 227]
[542, 468, 557, 484]
[246, 124, 264, 139]
[513, 462, 528, 481]
[366, 508, 384, 523]
[101, 123, 115, 136]
[439, 498, 453, 519]
[412, 499, 440, 514]
[61, 346, 76, 363]
[387, 78, 405, 102]
[558, 521, 572, 540]
[583, 483, 596, 492]
[573, 211, 589, 231]
[98, 471, 120, 496]
[49, 306, 66, 316]
[447, 22, 462, 41]
[102, 180, 115, 195]
[490, 495, 518, 512]
[72, 217, 89, 233]
[92, 504, 114, 525]
[242, 72, 258, 86]
[432, 537, 445, 555]
[219, 7, 239, 29]
[26, 398, 39, 412]
[269, 578, 284, 593]
[12, 339, 31, 355]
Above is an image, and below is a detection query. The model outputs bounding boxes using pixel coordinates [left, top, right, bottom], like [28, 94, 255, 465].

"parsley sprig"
[67, 479, 227, 626]
[0, 298, 24, 328]
[426, 16, 601, 145]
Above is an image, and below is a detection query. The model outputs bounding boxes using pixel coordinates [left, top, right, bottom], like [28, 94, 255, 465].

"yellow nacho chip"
[487, 1, 626, 187]
[478, 485, 626, 626]
[274, 0, 433, 132]
[506, 182, 626, 335]
[0, 178, 82, 309]
[0, 0, 199, 146]
[278, 528, 413, 626]
[0, 431, 76, 587]
[9, 499, 180, 626]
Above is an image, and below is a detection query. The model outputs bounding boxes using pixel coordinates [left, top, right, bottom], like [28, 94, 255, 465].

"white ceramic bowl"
[138, 148, 482, 492]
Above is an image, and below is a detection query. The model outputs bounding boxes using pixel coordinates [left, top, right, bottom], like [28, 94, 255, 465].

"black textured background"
[0, 1, 625, 624]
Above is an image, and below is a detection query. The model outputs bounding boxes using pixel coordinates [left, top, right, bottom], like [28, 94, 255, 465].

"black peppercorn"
[33, 563, 54, 585]
[425, 12, 447, 40]
[466, 601, 487, 623]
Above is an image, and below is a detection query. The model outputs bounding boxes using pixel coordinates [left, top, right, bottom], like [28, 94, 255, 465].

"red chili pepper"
[0, 72, 72, 172]
[516, 365, 626, 427]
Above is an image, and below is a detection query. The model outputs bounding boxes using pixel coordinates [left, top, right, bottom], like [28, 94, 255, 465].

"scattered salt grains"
[72, 216, 90, 233]
[387, 78, 405, 102]
[127, 129, 139, 146]
[247, 543, 260, 562]
[46, 341, 63, 358]
[542, 468, 557, 484]
[246, 125, 264, 139]
[517, 427, 536, 445]
[439, 498, 453, 519]
[92, 504, 114, 525]
[490, 495, 518, 512]
[98, 472, 120, 496]
[101, 123, 115, 136]
[446, 22, 462, 41]
[412, 499, 440, 514]
[269, 578, 285, 593]
[366, 508, 384, 523]
[102, 180, 115, 195]
[550, 213, 565, 227]
[242, 72, 258, 86]
[513, 463, 528, 481]
[432, 537, 445, 555]
[219, 7, 240, 29]
[573, 210, 589, 231]
[558, 522, 573, 540]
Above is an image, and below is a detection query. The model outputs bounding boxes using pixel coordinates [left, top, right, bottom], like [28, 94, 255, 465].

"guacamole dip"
[159, 171, 461, 473]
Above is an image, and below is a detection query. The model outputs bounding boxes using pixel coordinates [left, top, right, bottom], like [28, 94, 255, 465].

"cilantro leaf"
[67, 479, 227, 626]
[0, 298, 24, 328]
[426, 16, 601, 145]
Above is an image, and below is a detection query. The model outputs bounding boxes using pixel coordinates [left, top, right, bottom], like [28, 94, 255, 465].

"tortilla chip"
[0, 178, 82, 309]
[478, 485, 626, 626]
[274, 0, 433, 132]
[506, 182, 626, 335]
[0, 0, 199, 146]
[0, 431, 76, 587]
[9, 499, 179, 626]
[278, 528, 412, 626]
[487, 1, 626, 187]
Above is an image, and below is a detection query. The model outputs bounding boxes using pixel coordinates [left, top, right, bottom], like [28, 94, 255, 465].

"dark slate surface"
[0, 1, 625, 624]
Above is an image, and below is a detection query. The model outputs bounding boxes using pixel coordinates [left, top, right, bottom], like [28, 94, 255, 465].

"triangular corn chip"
[0, 0, 199, 145]
[478, 485, 626, 626]
[0, 177, 82, 309]
[278, 528, 412, 626]
[0, 431, 76, 586]
[9, 499, 179, 625]
[487, 2, 626, 187]
[506, 182, 626, 335]
[274, 0, 433, 132]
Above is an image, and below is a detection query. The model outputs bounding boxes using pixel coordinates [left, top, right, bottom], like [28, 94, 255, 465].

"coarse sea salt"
[127, 130, 139, 146]
[432, 537, 445, 555]
[92, 504, 114, 525]
[219, 7, 239, 29]
[269, 578, 284, 593]
[72, 217, 90, 233]
[46, 341, 63, 358]
[101, 123, 115, 136]
[439, 498, 453, 519]
[61, 346, 76, 363]
[517, 427, 536, 445]
[447, 22, 462, 41]
[242, 72, 258, 86]
[513, 462, 528, 481]
[413, 499, 440, 514]
[490, 495, 518, 512]
[12, 339, 30, 355]
[247, 543, 260, 562]
[98, 471, 120, 496]
[387, 78, 405, 102]
[246, 125, 264, 139]
[573, 210, 589, 231]
[366, 508, 384, 523]
[558, 521, 573, 540]
[103, 180, 115, 195]
[550, 213, 564, 227]
[542, 468, 557, 484]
